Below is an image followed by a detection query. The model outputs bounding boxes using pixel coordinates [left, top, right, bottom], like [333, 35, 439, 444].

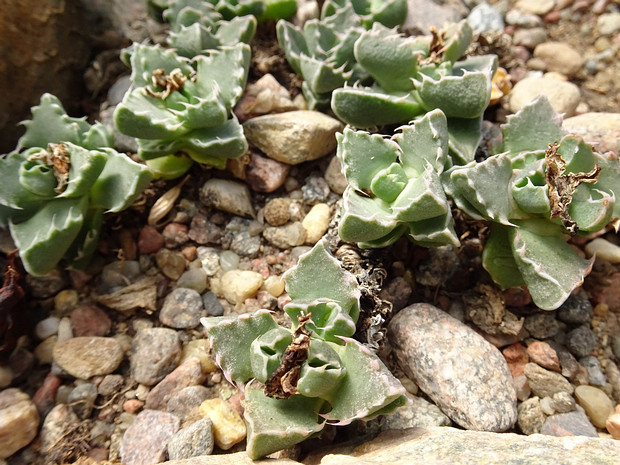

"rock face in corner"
[388, 303, 517, 432]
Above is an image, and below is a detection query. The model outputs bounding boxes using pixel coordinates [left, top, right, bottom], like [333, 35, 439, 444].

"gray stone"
[159, 288, 205, 329]
[613, 334, 620, 361]
[513, 27, 548, 49]
[324, 156, 347, 195]
[523, 312, 560, 339]
[53, 337, 124, 379]
[302, 175, 331, 205]
[167, 385, 213, 425]
[67, 383, 98, 419]
[243, 111, 343, 165]
[517, 397, 546, 435]
[541, 406, 598, 438]
[144, 358, 207, 411]
[552, 391, 576, 413]
[579, 356, 606, 386]
[556, 295, 593, 325]
[40, 404, 79, 455]
[509, 76, 581, 117]
[202, 291, 225, 317]
[467, 3, 504, 33]
[176, 268, 208, 294]
[403, 0, 466, 33]
[565, 324, 596, 358]
[523, 363, 574, 398]
[230, 230, 261, 258]
[505, 8, 543, 27]
[200, 179, 254, 218]
[167, 418, 214, 460]
[389, 303, 517, 432]
[382, 394, 451, 430]
[263, 222, 307, 249]
[130, 328, 182, 386]
[563, 112, 620, 156]
[120, 409, 180, 465]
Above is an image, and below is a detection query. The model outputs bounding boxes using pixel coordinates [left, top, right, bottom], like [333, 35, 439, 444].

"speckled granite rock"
[389, 303, 517, 432]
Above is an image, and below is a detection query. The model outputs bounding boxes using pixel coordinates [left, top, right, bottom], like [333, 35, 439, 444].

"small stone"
[301, 175, 330, 205]
[243, 110, 343, 165]
[467, 2, 504, 32]
[566, 324, 596, 358]
[389, 303, 517, 432]
[597, 13, 620, 35]
[32, 373, 61, 416]
[188, 212, 223, 245]
[533, 42, 583, 77]
[523, 363, 574, 398]
[523, 312, 560, 339]
[57, 316, 73, 342]
[180, 339, 218, 374]
[34, 336, 57, 365]
[220, 250, 241, 272]
[518, 397, 546, 435]
[380, 277, 413, 313]
[324, 156, 347, 195]
[514, 374, 532, 401]
[513, 27, 548, 49]
[162, 223, 189, 249]
[145, 358, 207, 411]
[0, 389, 40, 459]
[541, 407, 598, 437]
[540, 396, 555, 416]
[203, 291, 225, 316]
[199, 398, 246, 450]
[264, 198, 291, 226]
[70, 304, 112, 337]
[155, 248, 187, 280]
[516, 0, 555, 15]
[27, 269, 67, 299]
[579, 356, 606, 386]
[245, 152, 290, 193]
[302, 203, 331, 244]
[552, 391, 576, 413]
[99, 374, 125, 397]
[382, 393, 451, 430]
[220, 270, 264, 305]
[509, 76, 581, 117]
[167, 417, 214, 460]
[263, 222, 307, 249]
[130, 328, 182, 386]
[167, 385, 212, 425]
[574, 385, 614, 429]
[68, 383, 98, 419]
[40, 404, 79, 454]
[556, 295, 593, 325]
[124, 399, 144, 414]
[97, 276, 159, 314]
[54, 337, 124, 379]
[264, 275, 285, 298]
[527, 341, 561, 372]
[503, 342, 530, 378]
[0, 365, 12, 388]
[607, 406, 620, 439]
[137, 225, 165, 254]
[585, 238, 620, 263]
[160, 288, 205, 329]
[120, 409, 180, 465]
[176, 268, 208, 294]
[234, 73, 296, 121]
[505, 8, 543, 27]
[563, 113, 620, 156]
[200, 179, 254, 218]
[35, 316, 60, 340]
[53, 289, 79, 316]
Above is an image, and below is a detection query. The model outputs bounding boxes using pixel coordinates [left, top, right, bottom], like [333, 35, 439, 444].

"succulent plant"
[445, 95, 620, 310]
[149, 0, 265, 22]
[321, 0, 408, 29]
[114, 42, 250, 178]
[202, 240, 406, 459]
[0, 94, 153, 276]
[337, 109, 459, 249]
[331, 20, 497, 163]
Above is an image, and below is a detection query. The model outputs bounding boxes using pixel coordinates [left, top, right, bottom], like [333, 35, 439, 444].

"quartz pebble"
[509, 76, 580, 117]
[516, 0, 555, 15]
[389, 303, 517, 432]
[160, 288, 205, 329]
[180, 339, 218, 374]
[585, 238, 620, 264]
[120, 409, 180, 465]
[34, 336, 57, 365]
[199, 398, 246, 450]
[53, 337, 124, 379]
[176, 268, 208, 293]
[597, 13, 620, 35]
[145, 358, 207, 410]
[245, 152, 290, 193]
[220, 270, 264, 305]
[0, 389, 40, 459]
[167, 417, 215, 460]
[607, 405, 620, 439]
[302, 203, 331, 244]
[467, 2, 504, 32]
[264, 275, 285, 297]
[574, 385, 614, 429]
[523, 363, 574, 398]
[35, 317, 60, 341]
[130, 328, 182, 386]
[263, 222, 307, 249]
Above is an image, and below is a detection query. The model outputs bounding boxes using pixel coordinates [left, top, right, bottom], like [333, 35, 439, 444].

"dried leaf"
[148, 175, 189, 227]
[545, 142, 600, 235]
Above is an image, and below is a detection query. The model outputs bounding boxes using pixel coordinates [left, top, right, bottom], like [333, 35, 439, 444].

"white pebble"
[56, 317, 73, 342]
[35, 316, 60, 340]
[302, 203, 331, 244]
[219, 251, 240, 272]
[585, 238, 620, 263]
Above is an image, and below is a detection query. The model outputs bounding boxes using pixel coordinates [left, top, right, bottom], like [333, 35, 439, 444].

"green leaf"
[370, 162, 408, 203]
[183, 117, 248, 166]
[19, 158, 57, 198]
[482, 224, 525, 290]
[447, 116, 483, 165]
[407, 213, 459, 247]
[299, 55, 351, 95]
[64, 207, 104, 270]
[215, 15, 257, 45]
[297, 340, 345, 398]
[276, 20, 307, 74]
[59, 143, 108, 199]
[127, 43, 193, 88]
[145, 154, 194, 180]
[441, 21, 473, 64]
[168, 23, 219, 58]
[0, 151, 50, 209]
[285, 300, 357, 343]
[569, 188, 614, 232]
[250, 327, 292, 383]
[391, 166, 450, 222]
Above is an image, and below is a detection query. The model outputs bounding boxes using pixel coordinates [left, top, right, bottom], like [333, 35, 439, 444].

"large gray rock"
[389, 303, 517, 431]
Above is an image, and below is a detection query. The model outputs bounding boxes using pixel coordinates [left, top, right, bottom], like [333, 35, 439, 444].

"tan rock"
[534, 42, 584, 77]
[180, 339, 218, 374]
[606, 405, 620, 439]
[0, 389, 40, 459]
[53, 336, 124, 379]
[220, 270, 264, 305]
[509, 76, 580, 116]
[575, 385, 614, 428]
[563, 112, 620, 155]
[302, 203, 331, 244]
[199, 398, 246, 450]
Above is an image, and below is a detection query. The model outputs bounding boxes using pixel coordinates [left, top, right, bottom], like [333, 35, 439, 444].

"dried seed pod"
[147, 175, 189, 227]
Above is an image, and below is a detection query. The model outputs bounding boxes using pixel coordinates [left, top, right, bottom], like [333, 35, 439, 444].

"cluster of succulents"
[202, 241, 406, 459]
[0, 94, 152, 276]
[148, 0, 297, 23]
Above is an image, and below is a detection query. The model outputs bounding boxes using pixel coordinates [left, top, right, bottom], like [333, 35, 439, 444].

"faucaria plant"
[202, 240, 406, 459]
[0, 94, 153, 276]
[445, 95, 620, 310]
[321, 0, 408, 29]
[337, 109, 459, 249]
[114, 42, 250, 179]
[149, 0, 296, 23]
[331, 20, 497, 163]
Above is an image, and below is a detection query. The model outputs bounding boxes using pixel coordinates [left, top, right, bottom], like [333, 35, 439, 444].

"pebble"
[556, 295, 593, 325]
[579, 356, 606, 386]
[552, 391, 576, 413]
[245, 152, 290, 193]
[162, 223, 189, 249]
[574, 385, 614, 429]
[27, 269, 67, 299]
[513, 27, 548, 49]
[228, 226, 261, 258]
[565, 324, 596, 358]
[502, 342, 529, 378]
[523, 363, 574, 398]
[35, 316, 60, 340]
[159, 288, 205, 329]
[32, 373, 61, 416]
[67, 383, 98, 419]
[0, 389, 40, 459]
[70, 304, 112, 337]
[145, 358, 207, 410]
[120, 409, 180, 465]
[505, 8, 543, 27]
[57, 316, 73, 342]
[53, 289, 79, 316]
[124, 399, 144, 414]
[198, 247, 221, 276]
[403, 0, 464, 33]
[220, 270, 264, 305]
[264, 198, 291, 226]
[389, 303, 517, 432]
[613, 335, 620, 361]
[130, 328, 182, 386]
[467, 2, 504, 32]
[176, 268, 208, 293]
[264, 275, 285, 297]
[585, 238, 620, 263]
[180, 339, 218, 374]
[533, 42, 584, 78]
[220, 250, 241, 271]
[53, 337, 124, 379]
[301, 175, 330, 205]
[597, 12, 620, 35]
[234, 73, 297, 121]
[526, 341, 561, 372]
[199, 398, 247, 450]
[0, 366, 12, 389]
[607, 405, 620, 439]
[540, 396, 555, 415]
[523, 312, 560, 339]
[515, 0, 555, 15]
[302, 203, 331, 244]
[517, 396, 545, 435]
[167, 417, 214, 460]
[155, 248, 187, 280]
[167, 385, 213, 425]
[99, 260, 141, 293]
[380, 277, 413, 313]
[324, 156, 347, 194]
[541, 406, 598, 437]
[382, 393, 451, 430]
[243, 110, 343, 165]
[263, 222, 307, 249]
[188, 213, 223, 245]
[203, 291, 225, 316]
[509, 76, 581, 117]
[98, 374, 125, 397]
[200, 179, 254, 218]
[39, 404, 79, 455]
[34, 336, 57, 365]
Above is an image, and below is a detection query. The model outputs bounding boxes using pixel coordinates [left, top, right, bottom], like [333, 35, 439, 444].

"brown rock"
[502, 342, 529, 378]
[53, 337, 124, 379]
[138, 225, 165, 254]
[533, 42, 584, 77]
[263, 198, 291, 226]
[246, 152, 290, 193]
[31, 372, 61, 416]
[145, 358, 207, 410]
[527, 341, 561, 372]
[70, 304, 112, 337]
